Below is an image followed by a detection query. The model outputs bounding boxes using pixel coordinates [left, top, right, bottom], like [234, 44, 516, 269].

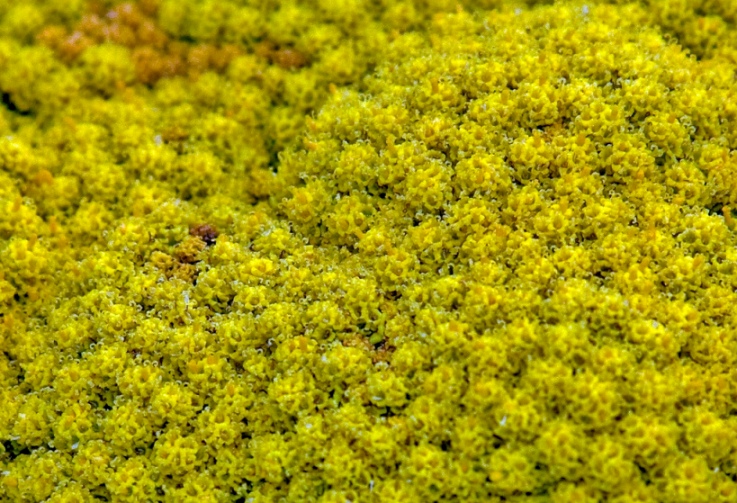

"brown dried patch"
[171, 263, 198, 283]
[149, 249, 199, 282]
[131, 45, 182, 84]
[187, 43, 242, 76]
[37, 26, 93, 62]
[255, 41, 309, 70]
[38, 2, 242, 86]
[371, 342, 396, 364]
[341, 332, 396, 364]
[161, 126, 190, 144]
[174, 236, 207, 264]
[273, 48, 308, 70]
[341, 333, 373, 353]
[190, 223, 219, 246]
[33, 169, 55, 186]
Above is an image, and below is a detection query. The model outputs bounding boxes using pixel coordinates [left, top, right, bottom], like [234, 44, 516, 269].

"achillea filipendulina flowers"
[2, 1, 737, 502]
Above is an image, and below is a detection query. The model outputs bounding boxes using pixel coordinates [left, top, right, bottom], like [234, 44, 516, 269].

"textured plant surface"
[2, 1, 737, 502]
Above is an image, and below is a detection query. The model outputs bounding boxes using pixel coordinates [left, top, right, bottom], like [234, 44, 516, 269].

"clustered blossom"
[1, 1, 737, 502]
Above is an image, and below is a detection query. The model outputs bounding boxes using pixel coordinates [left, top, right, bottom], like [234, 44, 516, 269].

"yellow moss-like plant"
[2, 1, 737, 502]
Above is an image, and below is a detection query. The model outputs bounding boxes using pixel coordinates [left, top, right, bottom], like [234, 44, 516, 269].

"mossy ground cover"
[2, 1, 737, 502]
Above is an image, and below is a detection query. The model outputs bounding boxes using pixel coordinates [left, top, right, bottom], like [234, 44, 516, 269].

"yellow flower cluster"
[2, 0, 737, 502]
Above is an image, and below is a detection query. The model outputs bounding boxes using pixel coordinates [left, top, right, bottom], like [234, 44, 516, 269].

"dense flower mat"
[2, 0, 737, 501]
